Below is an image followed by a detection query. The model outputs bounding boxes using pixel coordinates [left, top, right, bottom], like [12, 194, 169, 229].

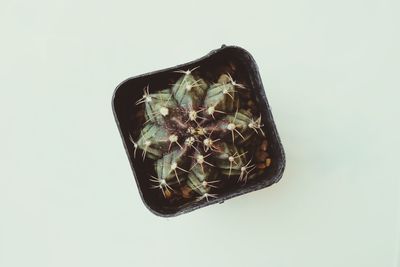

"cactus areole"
[112, 45, 285, 216]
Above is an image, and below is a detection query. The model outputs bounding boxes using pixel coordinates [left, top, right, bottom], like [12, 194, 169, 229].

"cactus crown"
[131, 66, 271, 203]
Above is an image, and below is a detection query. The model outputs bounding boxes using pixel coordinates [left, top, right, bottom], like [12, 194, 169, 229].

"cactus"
[132, 67, 270, 202]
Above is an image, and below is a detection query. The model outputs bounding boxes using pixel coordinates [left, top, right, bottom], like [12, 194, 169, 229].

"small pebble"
[165, 188, 172, 199]
[257, 163, 267, 169]
[181, 186, 192, 199]
[256, 151, 268, 162]
[261, 140, 268, 151]
[247, 100, 254, 106]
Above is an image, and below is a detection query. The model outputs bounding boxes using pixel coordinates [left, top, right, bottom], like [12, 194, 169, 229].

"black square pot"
[112, 45, 285, 217]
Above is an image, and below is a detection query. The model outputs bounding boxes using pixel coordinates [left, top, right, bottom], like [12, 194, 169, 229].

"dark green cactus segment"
[187, 163, 217, 195]
[145, 89, 177, 124]
[213, 142, 247, 176]
[171, 74, 208, 109]
[232, 110, 256, 144]
[203, 82, 236, 113]
[155, 148, 189, 184]
[235, 109, 253, 123]
[218, 110, 255, 144]
[137, 123, 170, 159]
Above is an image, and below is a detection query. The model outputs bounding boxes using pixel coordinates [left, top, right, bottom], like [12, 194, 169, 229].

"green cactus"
[132, 67, 269, 202]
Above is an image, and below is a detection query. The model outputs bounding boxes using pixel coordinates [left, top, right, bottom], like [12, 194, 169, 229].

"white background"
[1, 0, 399, 266]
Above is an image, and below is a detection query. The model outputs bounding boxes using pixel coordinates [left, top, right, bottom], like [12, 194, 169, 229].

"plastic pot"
[112, 45, 285, 217]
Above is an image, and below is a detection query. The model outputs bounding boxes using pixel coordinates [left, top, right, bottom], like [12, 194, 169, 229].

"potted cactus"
[112, 45, 285, 216]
